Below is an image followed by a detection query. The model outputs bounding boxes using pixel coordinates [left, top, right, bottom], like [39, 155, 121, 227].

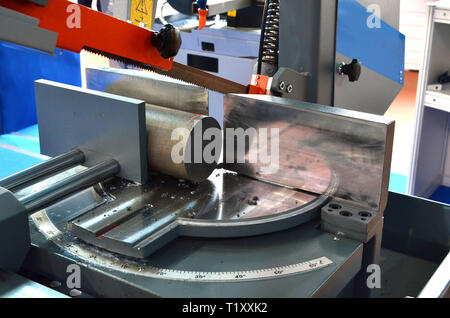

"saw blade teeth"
[81, 48, 247, 94]
[82, 47, 201, 88]
[150, 70, 199, 87]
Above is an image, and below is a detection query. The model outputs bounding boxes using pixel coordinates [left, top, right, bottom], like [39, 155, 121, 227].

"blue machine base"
[0, 125, 44, 179]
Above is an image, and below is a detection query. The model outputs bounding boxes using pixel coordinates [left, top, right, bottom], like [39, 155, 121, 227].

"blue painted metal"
[430, 186, 450, 205]
[197, 0, 207, 10]
[389, 173, 408, 194]
[0, 41, 81, 134]
[0, 133, 40, 154]
[0, 147, 43, 179]
[337, 0, 405, 85]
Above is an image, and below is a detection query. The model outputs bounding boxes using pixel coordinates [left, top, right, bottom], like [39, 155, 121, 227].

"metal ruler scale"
[32, 210, 333, 283]
[152, 257, 333, 282]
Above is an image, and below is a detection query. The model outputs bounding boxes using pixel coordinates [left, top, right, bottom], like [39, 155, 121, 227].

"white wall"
[400, 0, 437, 70]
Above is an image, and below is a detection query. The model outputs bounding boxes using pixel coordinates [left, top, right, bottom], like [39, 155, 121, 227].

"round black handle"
[340, 59, 362, 82]
[152, 24, 182, 59]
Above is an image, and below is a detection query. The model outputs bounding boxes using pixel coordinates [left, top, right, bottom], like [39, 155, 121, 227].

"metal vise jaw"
[0, 188, 29, 272]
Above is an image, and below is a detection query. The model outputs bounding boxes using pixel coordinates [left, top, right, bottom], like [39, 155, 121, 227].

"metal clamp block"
[321, 200, 382, 243]
[0, 187, 29, 272]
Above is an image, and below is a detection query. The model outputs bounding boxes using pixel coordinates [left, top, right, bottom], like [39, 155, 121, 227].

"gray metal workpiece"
[145, 104, 220, 182]
[35, 79, 149, 184]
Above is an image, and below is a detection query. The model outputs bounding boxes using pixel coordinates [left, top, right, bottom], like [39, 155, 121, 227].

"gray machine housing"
[160, 0, 404, 119]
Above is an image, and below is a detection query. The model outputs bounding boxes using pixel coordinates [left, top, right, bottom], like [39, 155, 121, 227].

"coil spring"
[261, 0, 280, 65]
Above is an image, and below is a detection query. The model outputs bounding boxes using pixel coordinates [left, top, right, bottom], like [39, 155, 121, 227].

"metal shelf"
[434, 7, 450, 24]
[409, 1, 450, 198]
[425, 89, 450, 113]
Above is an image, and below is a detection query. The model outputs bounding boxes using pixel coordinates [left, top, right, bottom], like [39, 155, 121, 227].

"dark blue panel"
[0, 41, 81, 134]
[430, 186, 450, 205]
[337, 0, 405, 85]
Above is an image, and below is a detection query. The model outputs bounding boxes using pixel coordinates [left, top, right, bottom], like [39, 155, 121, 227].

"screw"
[333, 231, 345, 241]
[69, 289, 82, 297]
[279, 81, 285, 90]
[49, 281, 61, 288]
[287, 84, 293, 93]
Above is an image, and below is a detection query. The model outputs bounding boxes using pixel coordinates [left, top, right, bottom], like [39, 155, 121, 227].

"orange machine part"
[248, 74, 270, 95]
[198, 9, 208, 30]
[0, 0, 173, 70]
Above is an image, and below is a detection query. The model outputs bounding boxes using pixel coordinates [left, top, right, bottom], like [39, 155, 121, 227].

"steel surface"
[86, 66, 209, 115]
[145, 104, 221, 182]
[67, 169, 324, 258]
[224, 94, 395, 211]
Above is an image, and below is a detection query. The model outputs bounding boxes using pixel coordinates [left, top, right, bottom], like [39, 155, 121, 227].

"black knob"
[152, 24, 182, 59]
[340, 59, 361, 82]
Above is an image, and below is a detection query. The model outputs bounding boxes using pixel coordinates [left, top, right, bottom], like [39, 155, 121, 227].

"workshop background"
[387, 0, 435, 193]
[0, 0, 448, 299]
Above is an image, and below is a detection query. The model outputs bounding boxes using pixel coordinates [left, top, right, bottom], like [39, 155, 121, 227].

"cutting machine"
[0, 0, 448, 298]
[0, 69, 394, 297]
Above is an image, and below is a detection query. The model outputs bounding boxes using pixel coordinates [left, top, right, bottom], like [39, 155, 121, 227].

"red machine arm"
[0, 0, 174, 70]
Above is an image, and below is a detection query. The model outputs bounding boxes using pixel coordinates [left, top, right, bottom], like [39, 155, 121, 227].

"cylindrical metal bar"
[105, 72, 209, 115]
[20, 159, 120, 213]
[0, 148, 85, 190]
[145, 104, 221, 182]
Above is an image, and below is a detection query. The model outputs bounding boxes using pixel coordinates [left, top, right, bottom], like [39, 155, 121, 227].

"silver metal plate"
[67, 169, 328, 258]
[224, 94, 395, 211]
